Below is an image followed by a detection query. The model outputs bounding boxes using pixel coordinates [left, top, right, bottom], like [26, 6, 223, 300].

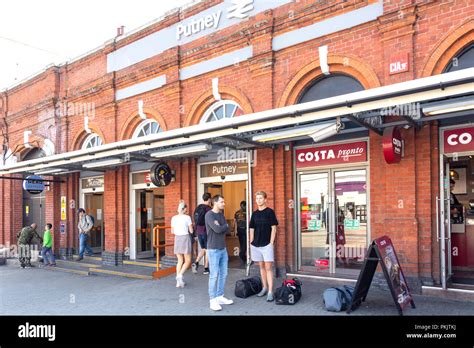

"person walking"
[192, 193, 212, 275]
[41, 223, 56, 267]
[77, 208, 94, 261]
[249, 191, 279, 302]
[205, 195, 234, 311]
[171, 201, 194, 288]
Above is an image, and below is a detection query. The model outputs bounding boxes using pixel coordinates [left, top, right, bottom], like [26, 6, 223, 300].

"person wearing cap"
[77, 208, 94, 261]
[171, 200, 194, 288]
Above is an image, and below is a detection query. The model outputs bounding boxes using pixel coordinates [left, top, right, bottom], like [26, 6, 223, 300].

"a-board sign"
[347, 235, 415, 315]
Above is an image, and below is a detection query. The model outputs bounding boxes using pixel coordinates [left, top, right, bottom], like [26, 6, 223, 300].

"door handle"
[436, 196, 440, 241]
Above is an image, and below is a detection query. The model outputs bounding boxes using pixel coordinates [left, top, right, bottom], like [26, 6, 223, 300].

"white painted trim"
[422, 286, 474, 294]
[286, 273, 357, 283]
[2, 68, 473, 175]
[116, 75, 167, 101]
[272, 0, 383, 51]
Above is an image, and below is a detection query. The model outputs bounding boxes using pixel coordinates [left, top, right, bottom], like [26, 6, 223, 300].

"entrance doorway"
[439, 125, 474, 289]
[84, 193, 104, 253]
[23, 148, 46, 236]
[130, 170, 165, 260]
[80, 176, 105, 254]
[298, 168, 368, 276]
[440, 154, 474, 287]
[198, 160, 251, 269]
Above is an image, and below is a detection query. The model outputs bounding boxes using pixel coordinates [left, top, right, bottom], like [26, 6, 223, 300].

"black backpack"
[275, 278, 302, 305]
[234, 276, 263, 298]
[193, 204, 208, 227]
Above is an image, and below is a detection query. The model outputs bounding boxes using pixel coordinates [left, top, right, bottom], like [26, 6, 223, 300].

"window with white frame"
[133, 119, 163, 138]
[82, 133, 103, 149]
[200, 100, 244, 124]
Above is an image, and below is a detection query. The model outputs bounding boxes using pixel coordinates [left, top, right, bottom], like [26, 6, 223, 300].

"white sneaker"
[176, 275, 185, 288]
[216, 296, 234, 305]
[210, 298, 222, 311]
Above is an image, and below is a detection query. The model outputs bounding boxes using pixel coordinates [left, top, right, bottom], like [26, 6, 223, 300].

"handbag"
[235, 276, 263, 298]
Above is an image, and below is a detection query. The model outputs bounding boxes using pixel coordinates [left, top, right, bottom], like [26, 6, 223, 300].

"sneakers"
[176, 275, 185, 288]
[266, 292, 274, 302]
[257, 288, 268, 297]
[216, 296, 234, 305]
[203, 268, 210, 275]
[209, 298, 222, 311]
[191, 262, 198, 274]
[76, 257, 83, 262]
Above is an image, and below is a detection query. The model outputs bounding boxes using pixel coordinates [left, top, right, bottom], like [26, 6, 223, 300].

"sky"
[0, 0, 194, 90]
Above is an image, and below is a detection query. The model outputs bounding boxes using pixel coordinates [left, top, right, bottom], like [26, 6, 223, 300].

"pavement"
[1, 259, 474, 316]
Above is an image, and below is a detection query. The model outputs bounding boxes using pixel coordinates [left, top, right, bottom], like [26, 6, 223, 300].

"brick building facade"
[1, 0, 474, 294]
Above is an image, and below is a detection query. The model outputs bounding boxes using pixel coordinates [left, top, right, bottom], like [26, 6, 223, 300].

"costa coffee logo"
[383, 126, 403, 164]
[296, 141, 367, 168]
[444, 127, 474, 154]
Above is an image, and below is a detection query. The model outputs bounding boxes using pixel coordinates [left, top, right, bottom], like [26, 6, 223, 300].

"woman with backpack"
[171, 200, 194, 288]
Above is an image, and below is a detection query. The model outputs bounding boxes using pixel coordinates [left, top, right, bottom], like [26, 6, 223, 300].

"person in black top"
[249, 191, 279, 302]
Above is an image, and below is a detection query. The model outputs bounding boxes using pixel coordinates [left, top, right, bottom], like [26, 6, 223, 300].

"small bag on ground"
[323, 285, 355, 312]
[275, 278, 302, 305]
[235, 276, 263, 298]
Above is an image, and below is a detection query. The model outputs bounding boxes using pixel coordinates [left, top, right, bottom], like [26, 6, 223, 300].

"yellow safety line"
[88, 268, 152, 280]
[46, 267, 90, 276]
[56, 260, 101, 268]
[123, 260, 158, 268]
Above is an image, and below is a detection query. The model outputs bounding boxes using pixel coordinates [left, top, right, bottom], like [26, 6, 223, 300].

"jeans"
[207, 248, 228, 300]
[41, 247, 56, 264]
[79, 233, 94, 258]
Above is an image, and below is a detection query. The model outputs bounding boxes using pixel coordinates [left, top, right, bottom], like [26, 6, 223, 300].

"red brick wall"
[0, 0, 472, 281]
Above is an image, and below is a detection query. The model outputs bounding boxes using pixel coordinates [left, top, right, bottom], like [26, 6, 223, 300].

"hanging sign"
[296, 141, 367, 168]
[150, 162, 173, 187]
[382, 126, 403, 164]
[443, 126, 474, 154]
[23, 175, 45, 194]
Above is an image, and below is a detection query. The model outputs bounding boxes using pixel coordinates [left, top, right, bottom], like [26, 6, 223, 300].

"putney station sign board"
[107, 0, 292, 72]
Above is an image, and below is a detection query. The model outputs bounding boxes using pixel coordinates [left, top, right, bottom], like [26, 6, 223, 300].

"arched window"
[200, 100, 244, 124]
[298, 73, 365, 104]
[82, 133, 103, 150]
[444, 43, 474, 73]
[133, 119, 163, 138]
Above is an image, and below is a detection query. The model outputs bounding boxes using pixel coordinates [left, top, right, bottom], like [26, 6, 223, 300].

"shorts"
[198, 233, 207, 249]
[250, 243, 274, 262]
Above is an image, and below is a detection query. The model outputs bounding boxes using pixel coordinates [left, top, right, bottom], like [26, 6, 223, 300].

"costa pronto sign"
[296, 141, 367, 168]
[444, 126, 474, 154]
[383, 126, 403, 164]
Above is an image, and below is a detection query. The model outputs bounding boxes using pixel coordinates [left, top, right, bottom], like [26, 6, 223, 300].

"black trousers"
[237, 230, 247, 263]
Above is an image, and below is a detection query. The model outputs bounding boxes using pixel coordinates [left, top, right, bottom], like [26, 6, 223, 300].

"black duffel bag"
[275, 278, 302, 305]
[234, 276, 262, 298]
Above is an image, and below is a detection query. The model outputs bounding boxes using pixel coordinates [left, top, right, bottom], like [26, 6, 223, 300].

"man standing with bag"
[77, 208, 94, 261]
[192, 193, 212, 275]
[249, 191, 279, 302]
[205, 195, 234, 311]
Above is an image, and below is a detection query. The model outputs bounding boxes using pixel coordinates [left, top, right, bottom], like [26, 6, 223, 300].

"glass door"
[84, 193, 104, 253]
[136, 190, 153, 258]
[298, 168, 369, 275]
[299, 172, 332, 273]
[334, 169, 368, 275]
[439, 155, 452, 289]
